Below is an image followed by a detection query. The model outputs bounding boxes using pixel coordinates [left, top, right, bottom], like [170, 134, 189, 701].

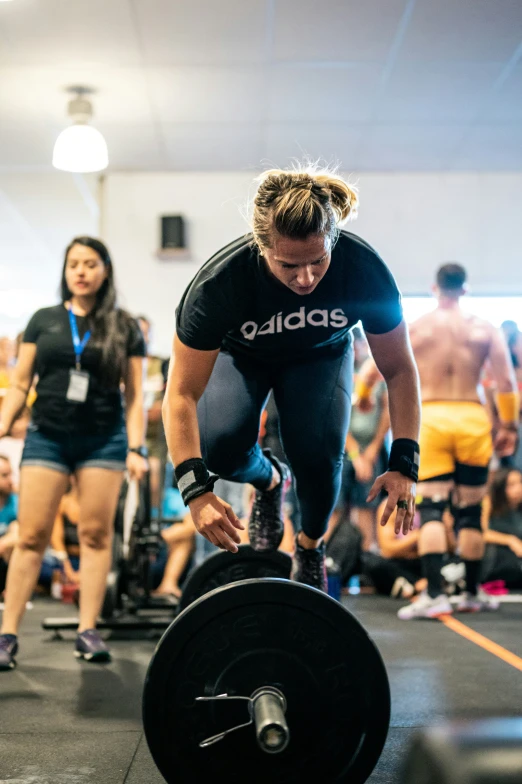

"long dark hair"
[60, 237, 131, 386]
[489, 468, 522, 517]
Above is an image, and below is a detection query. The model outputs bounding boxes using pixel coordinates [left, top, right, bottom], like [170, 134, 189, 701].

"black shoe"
[0, 633, 18, 670]
[249, 450, 291, 552]
[74, 629, 112, 663]
[291, 538, 327, 592]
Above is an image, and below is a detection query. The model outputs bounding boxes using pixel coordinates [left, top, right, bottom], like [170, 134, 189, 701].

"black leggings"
[481, 544, 522, 589]
[197, 348, 353, 540]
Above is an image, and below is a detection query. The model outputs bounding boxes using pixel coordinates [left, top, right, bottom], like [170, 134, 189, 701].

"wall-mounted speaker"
[156, 215, 190, 260]
[161, 215, 185, 249]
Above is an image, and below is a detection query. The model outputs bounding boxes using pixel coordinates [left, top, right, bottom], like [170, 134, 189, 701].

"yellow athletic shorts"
[419, 402, 493, 482]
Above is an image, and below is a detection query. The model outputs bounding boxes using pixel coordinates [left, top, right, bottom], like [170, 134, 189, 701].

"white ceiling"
[1, 0, 522, 172]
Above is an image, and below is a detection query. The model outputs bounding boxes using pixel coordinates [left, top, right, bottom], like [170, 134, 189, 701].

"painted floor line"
[439, 614, 522, 672]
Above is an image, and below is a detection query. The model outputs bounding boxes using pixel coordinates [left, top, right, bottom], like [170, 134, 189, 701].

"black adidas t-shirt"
[23, 305, 146, 437]
[176, 231, 403, 362]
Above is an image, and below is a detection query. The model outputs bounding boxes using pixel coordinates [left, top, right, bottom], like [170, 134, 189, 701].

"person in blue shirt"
[0, 455, 19, 593]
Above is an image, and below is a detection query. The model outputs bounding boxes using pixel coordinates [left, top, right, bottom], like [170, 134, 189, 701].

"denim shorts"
[21, 423, 128, 475]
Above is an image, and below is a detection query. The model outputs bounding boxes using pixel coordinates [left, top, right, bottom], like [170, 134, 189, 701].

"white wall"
[1, 170, 520, 353]
[104, 171, 522, 356]
[104, 172, 254, 356]
[0, 172, 98, 337]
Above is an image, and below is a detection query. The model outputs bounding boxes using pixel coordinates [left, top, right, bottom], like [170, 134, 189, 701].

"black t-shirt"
[176, 231, 403, 362]
[489, 509, 522, 540]
[24, 304, 146, 437]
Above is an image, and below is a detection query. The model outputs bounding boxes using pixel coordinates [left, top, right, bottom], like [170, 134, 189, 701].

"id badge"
[67, 369, 90, 402]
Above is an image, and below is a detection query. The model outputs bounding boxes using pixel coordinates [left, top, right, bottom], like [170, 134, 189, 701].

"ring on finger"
[396, 500, 408, 510]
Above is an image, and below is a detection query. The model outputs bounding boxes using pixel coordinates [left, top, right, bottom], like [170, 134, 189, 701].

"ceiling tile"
[0, 119, 61, 167]
[263, 124, 364, 170]
[98, 123, 165, 171]
[357, 126, 467, 170]
[161, 122, 264, 170]
[398, 0, 522, 62]
[134, 0, 268, 65]
[378, 63, 502, 123]
[0, 0, 141, 66]
[451, 126, 522, 169]
[486, 63, 522, 122]
[0, 67, 154, 126]
[148, 67, 266, 123]
[272, 0, 407, 63]
[268, 64, 381, 123]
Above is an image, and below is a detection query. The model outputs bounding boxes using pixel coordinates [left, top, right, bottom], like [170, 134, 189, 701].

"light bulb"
[52, 124, 108, 173]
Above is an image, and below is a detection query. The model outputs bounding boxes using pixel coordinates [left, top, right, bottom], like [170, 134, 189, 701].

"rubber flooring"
[1, 595, 521, 783]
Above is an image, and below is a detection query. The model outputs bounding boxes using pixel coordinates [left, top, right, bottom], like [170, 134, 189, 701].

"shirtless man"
[361, 263, 518, 618]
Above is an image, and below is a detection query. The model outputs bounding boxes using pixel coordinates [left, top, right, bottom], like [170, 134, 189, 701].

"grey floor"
[1, 595, 521, 783]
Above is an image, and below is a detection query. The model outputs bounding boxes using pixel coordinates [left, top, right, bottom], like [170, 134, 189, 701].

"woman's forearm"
[163, 395, 202, 466]
[381, 532, 419, 559]
[484, 529, 517, 547]
[126, 399, 146, 449]
[0, 387, 29, 432]
[384, 367, 421, 442]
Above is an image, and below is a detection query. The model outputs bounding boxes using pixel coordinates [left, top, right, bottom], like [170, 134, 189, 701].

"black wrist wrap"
[388, 439, 420, 482]
[174, 458, 218, 505]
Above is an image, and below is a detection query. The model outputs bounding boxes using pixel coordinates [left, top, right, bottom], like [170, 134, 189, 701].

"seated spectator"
[0, 331, 37, 491]
[0, 406, 31, 492]
[40, 477, 80, 590]
[331, 332, 390, 551]
[0, 337, 14, 410]
[152, 515, 195, 601]
[136, 316, 168, 519]
[481, 468, 522, 590]
[360, 500, 455, 599]
[0, 455, 19, 595]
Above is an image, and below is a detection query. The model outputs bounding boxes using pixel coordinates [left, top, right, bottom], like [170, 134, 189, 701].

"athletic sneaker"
[455, 591, 500, 613]
[74, 629, 112, 662]
[398, 591, 453, 620]
[291, 538, 327, 592]
[391, 576, 415, 599]
[0, 634, 18, 670]
[249, 450, 291, 552]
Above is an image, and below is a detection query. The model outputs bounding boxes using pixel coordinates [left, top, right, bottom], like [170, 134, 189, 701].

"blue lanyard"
[68, 307, 91, 370]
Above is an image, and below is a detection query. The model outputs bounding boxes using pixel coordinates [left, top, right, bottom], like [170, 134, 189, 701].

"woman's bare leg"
[1, 467, 69, 635]
[154, 537, 195, 597]
[75, 468, 124, 632]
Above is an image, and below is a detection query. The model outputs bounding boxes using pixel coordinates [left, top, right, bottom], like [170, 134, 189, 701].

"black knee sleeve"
[417, 499, 446, 526]
[453, 504, 482, 532]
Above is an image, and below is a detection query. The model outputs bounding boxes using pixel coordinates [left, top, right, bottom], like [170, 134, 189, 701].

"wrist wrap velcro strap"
[388, 439, 420, 482]
[174, 458, 218, 505]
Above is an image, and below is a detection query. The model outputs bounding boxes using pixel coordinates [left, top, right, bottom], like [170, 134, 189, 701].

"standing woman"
[0, 237, 148, 669]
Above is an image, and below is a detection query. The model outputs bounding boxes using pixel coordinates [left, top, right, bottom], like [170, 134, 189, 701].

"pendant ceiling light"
[52, 87, 108, 173]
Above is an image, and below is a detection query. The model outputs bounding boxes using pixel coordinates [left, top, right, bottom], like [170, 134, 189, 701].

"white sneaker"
[455, 591, 500, 613]
[391, 576, 415, 599]
[398, 591, 453, 620]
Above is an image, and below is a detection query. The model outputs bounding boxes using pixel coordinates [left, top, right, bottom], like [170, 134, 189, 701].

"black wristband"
[129, 446, 148, 458]
[388, 439, 420, 482]
[174, 458, 218, 505]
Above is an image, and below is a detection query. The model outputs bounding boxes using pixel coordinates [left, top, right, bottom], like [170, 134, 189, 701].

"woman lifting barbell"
[163, 163, 421, 591]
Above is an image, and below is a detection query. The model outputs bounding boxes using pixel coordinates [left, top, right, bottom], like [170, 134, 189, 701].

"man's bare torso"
[410, 306, 492, 403]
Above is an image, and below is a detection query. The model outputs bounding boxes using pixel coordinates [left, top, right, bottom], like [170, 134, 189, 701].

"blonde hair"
[252, 163, 358, 251]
